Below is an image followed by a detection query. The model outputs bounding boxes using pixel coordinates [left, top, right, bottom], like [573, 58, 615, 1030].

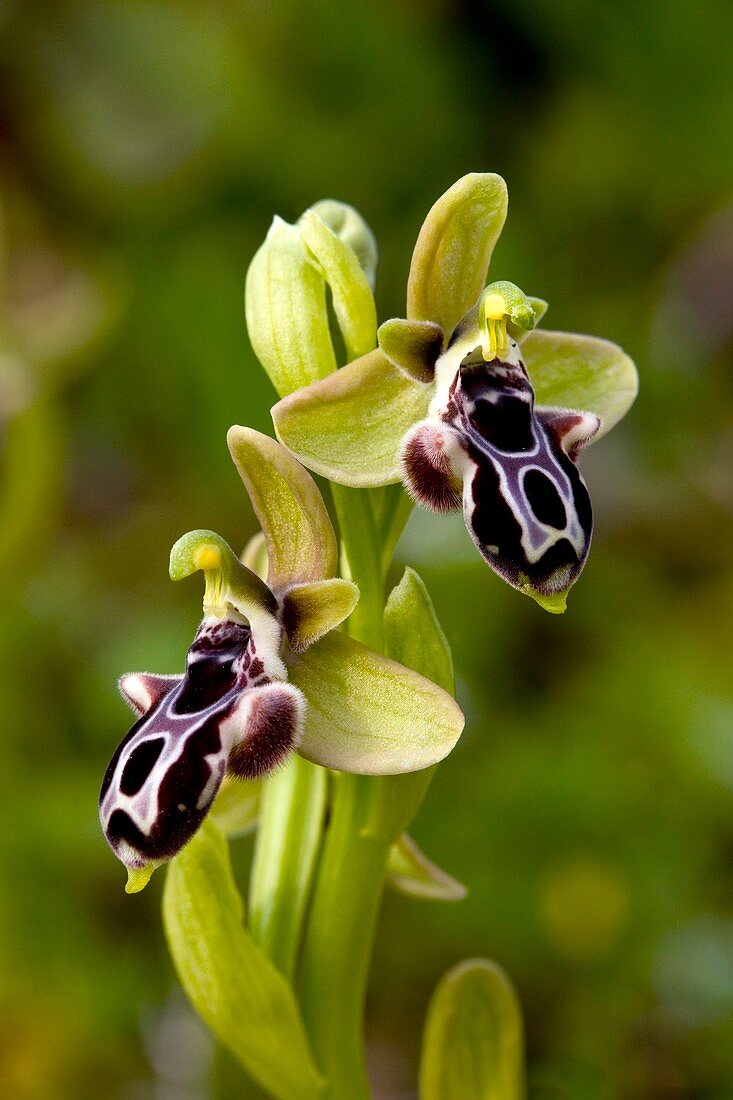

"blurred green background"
[1, 1, 732, 1096]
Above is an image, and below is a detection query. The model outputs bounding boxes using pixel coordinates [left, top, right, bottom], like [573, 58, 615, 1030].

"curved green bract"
[227, 426, 339, 589]
[272, 349, 432, 488]
[523, 329, 638, 440]
[388, 833, 467, 902]
[419, 959, 525, 1100]
[162, 820, 325, 1100]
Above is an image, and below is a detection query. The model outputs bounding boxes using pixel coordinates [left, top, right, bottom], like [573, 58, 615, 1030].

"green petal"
[272, 349, 432, 487]
[308, 199, 378, 290]
[162, 820, 325, 1100]
[419, 960, 525, 1100]
[210, 777, 261, 838]
[407, 173, 508, 337]
[384, 567, 454, 694]
[245, 215, 336, 398]
[299, 209, 377, 361]
[388, 833, 467, 902]
[282, 577, 360, 652]
[378, 318, 445, 383]
[287, 631, 464, 775]
[227, 426, 338, 589]
[522, 329, 638, 440]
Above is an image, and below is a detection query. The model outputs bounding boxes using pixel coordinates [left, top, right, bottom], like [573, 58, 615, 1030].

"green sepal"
[281, 577, 360, 652]
[378, 318, 445, 383]
[523, 329, 638, 440]
[387, 833, 467, 902]
[299, 209, 377, 361]
[272, 349, 432, 488]
[383, 567, 454, 694]
[227, 426, 339, 589]
[241, 530, 269, 580]
[286, 630, 464, 775]
[169, 529, 277, 620]
[162, 820, 325, 1100]
[308, 199, 378, 290]
[245, 215, 337, 399]
[419, 959, 525, 1100]
[407, 173, 508, 337]
[210, 777, 261, 839]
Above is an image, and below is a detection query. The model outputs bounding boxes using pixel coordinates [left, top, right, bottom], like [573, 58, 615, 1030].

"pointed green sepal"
[299, 209, 377, 361]
[210, 777, 261, 839]
[523, 329, 638, 441]
[407, 173, 508, 337]
[169, 529, 277, 620]
[308, 199, 378, 289]
[272, 349, 432, 487]
[162, 820, 325, 1100]
[419, 959, 525, 1100]
[227, 426, 339, 589]
[388, 833, 467, 902]
[245, 215, 337, 398]
[282, 577, 359, 652]
[378, 318, 445, 383]
[286, 630, 464, 775]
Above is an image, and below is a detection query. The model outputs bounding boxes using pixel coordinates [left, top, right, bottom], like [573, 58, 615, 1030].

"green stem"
[300, 484, 424, 1097]
[301, 774, 394, 1099]
[248, 755, 328, 982]
[330, 484, 383, 652]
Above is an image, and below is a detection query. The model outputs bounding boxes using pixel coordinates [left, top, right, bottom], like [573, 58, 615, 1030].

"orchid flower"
[264, 175, 638, 611]
[99, 428, 464, 891]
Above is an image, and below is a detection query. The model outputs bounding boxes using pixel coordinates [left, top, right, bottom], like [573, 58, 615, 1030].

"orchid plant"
[100, 174, 637, 1099]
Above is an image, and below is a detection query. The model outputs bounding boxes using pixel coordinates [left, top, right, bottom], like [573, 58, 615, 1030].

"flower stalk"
[101, 175, 637, 1099]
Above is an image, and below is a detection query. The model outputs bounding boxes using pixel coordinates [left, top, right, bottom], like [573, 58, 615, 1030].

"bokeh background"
[1, 1, 733, 1096]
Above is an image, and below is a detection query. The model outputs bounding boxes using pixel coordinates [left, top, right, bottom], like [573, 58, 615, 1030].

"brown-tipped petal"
[226, 683, 305, 780]
[378, 318, 445, 383]
[118, 673, 182, 716]
[400, 420, 463, 512]
[281, 577, 359, 652]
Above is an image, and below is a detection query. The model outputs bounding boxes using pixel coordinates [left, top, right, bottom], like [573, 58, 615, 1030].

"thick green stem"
[248, 755, 328, 982]
[299, 484, 426, 1097]
[301, 773, 394, 1099]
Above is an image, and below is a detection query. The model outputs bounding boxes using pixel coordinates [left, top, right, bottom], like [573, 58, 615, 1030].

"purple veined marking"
[401, 339, 600, 598]
[99, 616, 304, 869]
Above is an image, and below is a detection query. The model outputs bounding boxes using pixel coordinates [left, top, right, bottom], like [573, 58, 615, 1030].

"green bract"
[419, 959, 525, 1100]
